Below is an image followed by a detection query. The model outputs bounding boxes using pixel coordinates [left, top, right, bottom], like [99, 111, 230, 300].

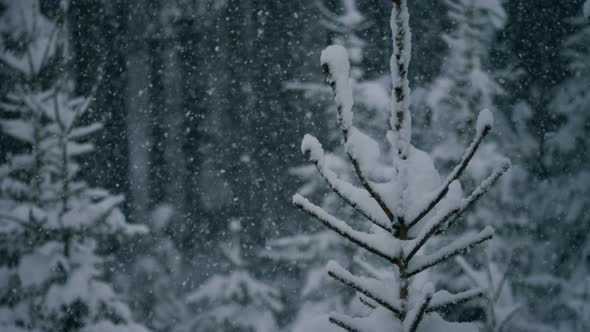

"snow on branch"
[442, 160, 511, 233]
[404, 181, 462, 262]
[427, 288, 484, 312]
[62, 195, 125, 229]
[403, 284, 433, 332]
[358, 295, 378, 309]
[319, 46, 397, 223]
[321, 45, 354, 135]
[327, 260, 403, 317]
[408, 109, 494, 228]
[407, 227, 494, 277]
[329, 313, 362, 332]
[293, 194, 400, 264]
[388, 0, 412, 160]
[405, 147, 510, 262]
[301, 134, 392, 232]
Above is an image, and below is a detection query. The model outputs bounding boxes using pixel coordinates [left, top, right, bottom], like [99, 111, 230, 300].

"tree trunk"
[126, 0, 152, 223]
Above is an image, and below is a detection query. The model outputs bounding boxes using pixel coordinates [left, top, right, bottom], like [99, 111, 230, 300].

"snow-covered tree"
[425, 0, 507, 169]
[531, 2, 590, 331]
[0, 1, 149, 331]
[121, 205, 190, 332]
[291, 0, 511, 330]
[186, 220, 283, 332]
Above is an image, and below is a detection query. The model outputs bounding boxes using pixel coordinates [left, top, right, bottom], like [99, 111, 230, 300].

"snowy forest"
[0, 0, 589, 331]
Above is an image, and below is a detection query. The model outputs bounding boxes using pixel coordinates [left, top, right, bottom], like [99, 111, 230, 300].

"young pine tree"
[0, 1, 148, 331]
[123, 205, 190, 332]
[291, 1, 510, 331]
[186, 220, 283, 332]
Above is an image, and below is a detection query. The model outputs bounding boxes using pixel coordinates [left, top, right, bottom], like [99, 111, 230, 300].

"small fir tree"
[291, 1, 510, 331]
[0, 1, 149, 331]
[186, 220, 283, 332]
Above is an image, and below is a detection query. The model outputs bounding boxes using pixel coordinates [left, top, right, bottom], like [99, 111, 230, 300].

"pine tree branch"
[407, 227, 494, 277]
[388, 0, 412, 161]
[293, 195, 400, 265]
[348, 155, 398, 224]
[321, 55, 398, 224]
[427, 288, 484, 312]
[404, 286, 433, 332]
[353, 255, 389, 280]
[405, 190, 461, 263]
[440, 160, 511, 233]
[358, 295, 377, 309]
[327, 261, 403, 318]
[329, 313, 363, 332]
[408, 117, 491, 229]
[302, 137, 392, 232]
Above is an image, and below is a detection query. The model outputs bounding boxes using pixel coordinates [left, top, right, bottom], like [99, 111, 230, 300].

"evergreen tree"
[528, 2, 590, 331]
[122, 205, 190, 332]
[0, 1, 149, 331]
[291, 0, 510, 330]
[425, 0, 507, 169]
[186, 220, 283, 332]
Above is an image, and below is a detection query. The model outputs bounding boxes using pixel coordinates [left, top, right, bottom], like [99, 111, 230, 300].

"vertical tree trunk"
[162, 29, 187, 220]
[126, 1, 152, 223]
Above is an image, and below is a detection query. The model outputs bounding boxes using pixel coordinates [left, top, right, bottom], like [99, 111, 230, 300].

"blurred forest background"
[1, 0, 589, 331]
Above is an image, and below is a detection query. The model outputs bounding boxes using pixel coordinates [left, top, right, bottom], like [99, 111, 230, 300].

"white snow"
[301, 134, 325, 165]
[429, 288, 484, 311]
[321, 45, 351, 79]
[293, 194, 401, 261]
[476, 108, 494, 135]
[388, 0, 413, 159]
[402, 147, 443, 216]
[403, 283, 434, 332]
[466, 160, 511, 203]
[345, 127, 392, 181]
[18, 243, 64, 287]
[185, 269, 282, 332]
[327, 260, 402, 314]
[321, 45, 354, 130]
[408, 227, 494, 276]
